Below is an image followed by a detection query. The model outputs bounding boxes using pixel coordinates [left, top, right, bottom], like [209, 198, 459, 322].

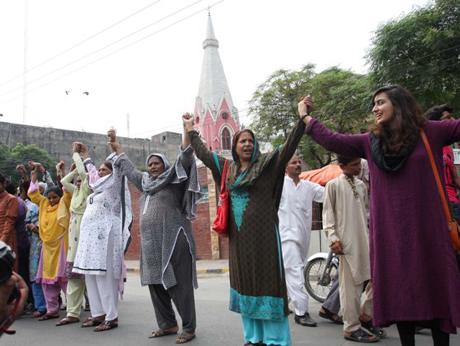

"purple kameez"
[306, 118, 460, 333]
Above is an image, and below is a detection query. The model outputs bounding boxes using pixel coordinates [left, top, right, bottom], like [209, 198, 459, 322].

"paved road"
[7, 273, 459, 345]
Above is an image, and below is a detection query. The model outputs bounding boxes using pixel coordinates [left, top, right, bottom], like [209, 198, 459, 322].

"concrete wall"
[0, 121, 182, 168]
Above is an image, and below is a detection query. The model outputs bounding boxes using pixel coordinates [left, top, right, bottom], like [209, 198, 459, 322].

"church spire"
[203, 12, 219, 49]
[194, 12, 240, 152]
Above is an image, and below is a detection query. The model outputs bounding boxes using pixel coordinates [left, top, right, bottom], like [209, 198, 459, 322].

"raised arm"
[299, 97, 367, 158]
[107, 134, 143, 191]
[60, 167, 77, 194]
[113, 154, 143, 191]
[183, 113, 224, 181]
[27, 169, 46, 206]
[275, 118, 307, 171]
[71, 143, 87, 181]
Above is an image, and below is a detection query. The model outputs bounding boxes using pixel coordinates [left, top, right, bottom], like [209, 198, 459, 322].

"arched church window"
[221, 127, 231, 150]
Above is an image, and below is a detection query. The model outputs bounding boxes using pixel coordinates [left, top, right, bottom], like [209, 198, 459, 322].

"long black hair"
[370, 85, 425, 154]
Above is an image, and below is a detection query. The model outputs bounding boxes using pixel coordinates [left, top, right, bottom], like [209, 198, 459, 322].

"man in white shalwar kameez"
[322, 155, 382, 343]
[278, 153, 324, 327]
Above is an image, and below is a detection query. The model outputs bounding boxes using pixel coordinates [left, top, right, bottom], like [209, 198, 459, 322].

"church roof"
[196, 13, 236, 120]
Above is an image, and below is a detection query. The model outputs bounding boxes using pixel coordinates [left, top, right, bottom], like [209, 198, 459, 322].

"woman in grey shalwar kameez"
[110, 131, 201, 344]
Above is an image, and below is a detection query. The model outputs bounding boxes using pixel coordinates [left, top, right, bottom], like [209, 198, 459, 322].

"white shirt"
[278, 176, 324, 253]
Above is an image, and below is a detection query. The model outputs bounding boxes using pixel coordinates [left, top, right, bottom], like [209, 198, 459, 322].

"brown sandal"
[37, 313, 60, 321]
[94, 319, 118, 332]
[176, 331, 196, 344]
[81, 316, 105, 328]
[149, 326, 178, 338]
[56, 316, 80, 326]
[319, 307, 343, 325]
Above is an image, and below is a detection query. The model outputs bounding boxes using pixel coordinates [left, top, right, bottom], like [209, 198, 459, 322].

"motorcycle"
[304, 250, 339, 303]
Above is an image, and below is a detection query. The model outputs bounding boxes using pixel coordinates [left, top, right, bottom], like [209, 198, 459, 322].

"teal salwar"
[242, 315, 292, 346]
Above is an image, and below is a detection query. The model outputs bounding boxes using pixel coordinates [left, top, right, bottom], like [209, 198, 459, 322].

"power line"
[0, 0, 206, 99]
[0, 0, 225, 105]
[0, 0, 163, 89]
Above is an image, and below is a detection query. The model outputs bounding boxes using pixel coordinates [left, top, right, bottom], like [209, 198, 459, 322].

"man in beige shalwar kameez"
[322, 156, 380, 343]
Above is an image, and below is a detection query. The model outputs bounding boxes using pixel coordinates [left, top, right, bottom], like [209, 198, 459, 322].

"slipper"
[361, 320, 386, 339]
[81, 316, 105, 328]
[319, 308, 343, 325]
[33, 311, 47, 318]
[56, 317, 80, 326]
[149, 327, 178, 338]
[176, 331, 196, 344]
[94, 319, 118, 332]
[37, 314, 60, 321]
[344, 328, 379, 343]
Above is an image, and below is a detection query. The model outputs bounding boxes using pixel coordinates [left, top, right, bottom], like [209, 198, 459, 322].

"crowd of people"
[0, 85, 459, 346]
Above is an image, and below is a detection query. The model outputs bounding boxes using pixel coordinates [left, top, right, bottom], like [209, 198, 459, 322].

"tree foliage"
[368, 0, 460, 110]
[249, 66, 373, 168]
[0, 144, 57, 184]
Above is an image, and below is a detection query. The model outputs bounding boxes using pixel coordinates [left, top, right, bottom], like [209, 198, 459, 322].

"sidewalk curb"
[126, 267, 229, 274]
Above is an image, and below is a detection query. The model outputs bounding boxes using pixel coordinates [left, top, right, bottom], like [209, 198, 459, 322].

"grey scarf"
[141, 150, 202, 220]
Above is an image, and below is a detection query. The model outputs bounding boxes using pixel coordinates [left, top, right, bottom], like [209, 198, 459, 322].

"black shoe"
[294, 313, 317, 327]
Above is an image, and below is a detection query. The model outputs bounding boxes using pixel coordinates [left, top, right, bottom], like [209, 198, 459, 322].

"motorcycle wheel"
[304, 257, 337, 303]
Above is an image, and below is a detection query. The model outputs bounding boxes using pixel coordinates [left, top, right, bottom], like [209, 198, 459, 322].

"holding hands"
[107, 129, 121, 154]
[298, 95, 313, 125]
[72, 141, 89, 159]
[28, 160, 45, 173]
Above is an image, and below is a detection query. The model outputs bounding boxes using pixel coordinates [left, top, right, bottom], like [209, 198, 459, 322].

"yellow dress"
[28, 188, 71, 283]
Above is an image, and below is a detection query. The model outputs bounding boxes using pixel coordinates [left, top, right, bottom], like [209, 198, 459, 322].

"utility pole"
[126, 113, 130, 137]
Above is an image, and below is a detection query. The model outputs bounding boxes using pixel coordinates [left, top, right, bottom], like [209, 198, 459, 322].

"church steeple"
[194, 12, 240, 152]
[203, 12, 219, 49]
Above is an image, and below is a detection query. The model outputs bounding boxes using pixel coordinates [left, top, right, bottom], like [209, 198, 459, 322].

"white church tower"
[194, 12, 240, 153]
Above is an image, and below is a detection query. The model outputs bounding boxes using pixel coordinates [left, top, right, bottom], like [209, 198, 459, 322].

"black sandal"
[81, 316, 104, 328]
[344, 328, 379, 343]
[361, 320, 386, 339]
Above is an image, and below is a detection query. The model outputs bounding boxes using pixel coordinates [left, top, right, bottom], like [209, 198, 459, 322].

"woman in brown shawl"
[182, 108, 309, 346]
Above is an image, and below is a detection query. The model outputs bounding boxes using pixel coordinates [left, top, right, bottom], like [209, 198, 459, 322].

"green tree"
[0, 144, 57, 184]
[368, 0, 460, 110]
[249, 66, 373, 168]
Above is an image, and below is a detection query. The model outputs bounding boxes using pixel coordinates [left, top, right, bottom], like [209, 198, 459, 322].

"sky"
[0, 0, 431, 138]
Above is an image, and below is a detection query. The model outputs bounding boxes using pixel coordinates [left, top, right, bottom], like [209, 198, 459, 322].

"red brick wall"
[125, 183, 141, 260]
[192, 203, 212, 259]
[192, 165, 212, 259]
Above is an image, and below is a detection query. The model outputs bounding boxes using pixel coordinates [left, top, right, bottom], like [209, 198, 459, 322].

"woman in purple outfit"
[300, 86, 460, 346]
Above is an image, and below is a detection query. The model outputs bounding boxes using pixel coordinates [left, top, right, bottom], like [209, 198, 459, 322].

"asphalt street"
[6, 273, 459, 346]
